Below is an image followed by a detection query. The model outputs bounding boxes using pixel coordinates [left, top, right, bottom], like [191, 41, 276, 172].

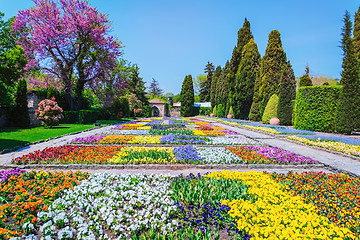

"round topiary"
[262, 94, 279, 124]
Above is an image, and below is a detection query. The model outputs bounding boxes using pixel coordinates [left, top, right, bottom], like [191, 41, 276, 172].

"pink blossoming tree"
[35, 97, 64, 127]
[12, 0, 123, 110]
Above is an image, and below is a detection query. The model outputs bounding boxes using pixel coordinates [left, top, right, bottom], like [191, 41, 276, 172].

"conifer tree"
[180, 75, 194, 117]
[13, 79, 30, 127]
[199, 62, 214, 102]
[299, 65, 313, 87]
[336, 11, 360, 133]
[210, 66, 221, 107]
[259, 30, 288, 117]
[353, 7, 360, 57]
[277, 61, 296, 125]
[248, 74, 262, 121]
[234, 39, 261, 119]
[216, 61, 230, 108]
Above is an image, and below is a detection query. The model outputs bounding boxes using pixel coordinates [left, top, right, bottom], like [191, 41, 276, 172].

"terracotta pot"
[269, 117, 280, 125]
[210, 113, 215, 117]
[227, 114, 233, 119]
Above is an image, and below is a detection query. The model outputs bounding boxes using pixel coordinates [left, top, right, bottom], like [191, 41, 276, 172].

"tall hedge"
[262, 94, 279, 124]
[293, 86, 342, 132]
[13, 79, 30, 127]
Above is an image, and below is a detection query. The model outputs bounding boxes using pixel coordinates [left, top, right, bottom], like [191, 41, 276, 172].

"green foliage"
[199, 107, 212, 116]
[216, 104, 225, 118]
[259, 30, 287, 117]
[148, 78, 163, 96]
[228, 106, 234, 115]
[141, 105, 152, 118]
[79, 110, 99, 124]
[36, 88, 71, 111]
[299, 67, 313, 87]
[212, 105, 217, 116]
[199, 62, 214, 102]
[62, 111, 79, 124]
[293, 86, 341, 132]
[129, 65, 148, 104]
[234, 39, 261, 119]
[216, 61, 230, 108]
[108, 96, 130, 119]
[12, 79, 30, 127]
[336, 11, 360, 134]
[277, 61, 296, 126]
[193, 74, 206, 95]
[262, 94, 279, 124]
[210, 65, 221, 107]
[180, 75, 194, 117]
[353, 6, 360, 56]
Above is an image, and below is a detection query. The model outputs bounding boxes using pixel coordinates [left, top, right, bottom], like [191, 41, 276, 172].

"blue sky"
[1, 0, 359, 94]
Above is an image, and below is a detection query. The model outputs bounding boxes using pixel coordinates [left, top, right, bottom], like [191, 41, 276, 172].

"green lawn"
[0, 124, 97, 152]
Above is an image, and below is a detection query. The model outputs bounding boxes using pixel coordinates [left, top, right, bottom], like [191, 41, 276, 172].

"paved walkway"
[0, 119, 359, 177]
[202, 118, 360, 177]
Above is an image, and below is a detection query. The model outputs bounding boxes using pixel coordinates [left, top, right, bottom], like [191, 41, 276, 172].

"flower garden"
[2, 117, 360, 239]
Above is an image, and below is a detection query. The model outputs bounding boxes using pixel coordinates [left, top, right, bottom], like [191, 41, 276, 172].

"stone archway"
[152, 106, 160, 117]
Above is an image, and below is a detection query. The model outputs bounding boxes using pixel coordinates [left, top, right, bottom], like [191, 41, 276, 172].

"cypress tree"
[180, 75, 194, 117]
[210, 66, 221, 107]
[299, 66, 313, 87]
[234, 39, 261, 119]
[248, 73, 262, 121]
[199, 62, 214, 102]
[277, 61, 296, 125]
[216, 61, 230, 108]
[259, 30, 287, 117]
[353, 7, 360, 57]
[336, 11, 360, 133]
[13, 79, 30, 127]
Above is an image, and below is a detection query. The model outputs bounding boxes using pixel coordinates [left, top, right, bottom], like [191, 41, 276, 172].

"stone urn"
[269, 117, 280, 125]
[210, 113, 215, 117]
[227, 114, 233, 119]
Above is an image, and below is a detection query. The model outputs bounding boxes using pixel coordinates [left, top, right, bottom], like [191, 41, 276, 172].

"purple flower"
[173, 146, 203, 163]
[0, 169, 26, 183]
[70, 135, 106, 144]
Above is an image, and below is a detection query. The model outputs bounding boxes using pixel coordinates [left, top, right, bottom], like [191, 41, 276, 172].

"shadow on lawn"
[0, 139, 30, 153]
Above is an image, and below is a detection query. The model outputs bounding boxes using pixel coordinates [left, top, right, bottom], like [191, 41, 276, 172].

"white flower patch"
[25, 173, 177, 240]
[207, 135, 259, 145]
[196, 147, 243, 164]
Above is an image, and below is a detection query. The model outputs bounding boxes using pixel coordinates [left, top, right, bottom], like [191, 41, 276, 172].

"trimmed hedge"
[199, 107, 212, 116]
[62, 111, 79, 124]
[262, 94, 279, 124]
[293, 86, 341, 132]
[216, 104, 225, 118]
[79, 110, 99, 124]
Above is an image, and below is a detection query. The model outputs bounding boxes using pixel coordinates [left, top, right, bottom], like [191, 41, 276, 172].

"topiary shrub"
[262, 94, 279, 124]
[216, 104, 225, 118]
[293, 86, 341, 132]
[212, 106, 217, 117]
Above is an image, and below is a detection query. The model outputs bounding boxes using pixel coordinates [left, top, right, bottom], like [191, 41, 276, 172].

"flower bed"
[288, 135, 360, 157]
[0, 170, 88, 239]
[226, 146, 317, 164]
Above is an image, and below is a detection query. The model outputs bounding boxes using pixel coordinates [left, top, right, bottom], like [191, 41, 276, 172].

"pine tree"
[148, 78, 163, 97]
[199, 62, 214, 102]
[336, 11, 360, 133]
[234, 39, 261, 119]
[299, 65, 313, 87]
[129, 65, 148, 104]
[277, 61, 296, 125]
[259, 30, 288, 117]
[13, 79, 30, 127]
[180, 75, 194, 117]
[210, 66, 221, 107]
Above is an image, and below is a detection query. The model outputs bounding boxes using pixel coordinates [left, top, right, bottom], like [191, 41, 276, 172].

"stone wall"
[27, 91, 41, 126]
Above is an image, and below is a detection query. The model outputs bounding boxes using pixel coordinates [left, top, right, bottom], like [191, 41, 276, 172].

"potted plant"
[227, 106, 234, 119]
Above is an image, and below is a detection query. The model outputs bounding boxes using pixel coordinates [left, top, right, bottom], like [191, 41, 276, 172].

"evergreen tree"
[180, 75, 194, 117]
[129, 65, 148, 104]
[234, 39, 261, 119]
[277, 61, 296, 125]
[299, 65, 313, 87]
[148, 78, 163, 97]
[353, 7, 360, 56]
[13, 79, 30, 127]
[259, 30, 288, 117]
[248, 73, 262, 121]
[216, 61, 230, 108]
[199, 62, 214, 102]
[336, 11, 360, 133]
[210, 66, 221, 107]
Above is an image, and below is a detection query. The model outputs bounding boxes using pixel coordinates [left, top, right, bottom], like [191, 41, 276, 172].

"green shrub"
[212, 106, 217, 116]
[142, 105, 152, 118]
[62, 111, 79, 123]
[79, 110, 99, 124]
[262, 94, 279, 124]
[293, 86, 341, 132]
[12, 79, 30, 128]
[199, 107, 212, 116]
[228, 106, 234, 115]
[108, 97, 130, 119]
[192, 107, 200, 116]
[216, 104, 225, 118]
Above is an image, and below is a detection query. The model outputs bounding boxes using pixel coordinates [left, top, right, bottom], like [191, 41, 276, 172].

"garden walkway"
[0, 119, 359, 177]
[201, 118, 360, 178]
